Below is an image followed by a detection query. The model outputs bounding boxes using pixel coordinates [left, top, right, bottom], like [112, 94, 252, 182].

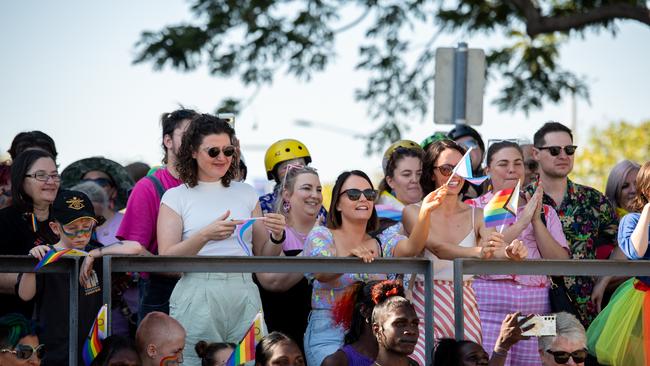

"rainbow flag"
[226, 312, 265, 366]
[451, 147, 490, 185]
[484, 182, 520, 228]
[82, 304, 107, 366]
[33, 248, 88, 270]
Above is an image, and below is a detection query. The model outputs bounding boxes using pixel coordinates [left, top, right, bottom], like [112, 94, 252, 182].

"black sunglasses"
[433, 164, 455, 177]
[546, 349, 587, 364]
[536, 145, 577, 156]
[0, 344, 45, 360]
[204, 145, 236, 158]
[339, 188, 378, 201]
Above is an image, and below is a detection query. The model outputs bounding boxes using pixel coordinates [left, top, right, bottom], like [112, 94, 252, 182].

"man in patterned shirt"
[527, 121, 620, 326]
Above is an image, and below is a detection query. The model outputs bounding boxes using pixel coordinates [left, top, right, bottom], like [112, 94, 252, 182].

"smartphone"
[519, 314, 556, 337]
[218, 113, 235, 129]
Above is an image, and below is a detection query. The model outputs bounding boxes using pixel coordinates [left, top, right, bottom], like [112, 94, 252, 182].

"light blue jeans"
[304, 309, 345, 366]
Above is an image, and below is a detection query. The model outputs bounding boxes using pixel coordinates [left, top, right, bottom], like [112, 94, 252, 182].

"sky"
[1, 1, 649, 192]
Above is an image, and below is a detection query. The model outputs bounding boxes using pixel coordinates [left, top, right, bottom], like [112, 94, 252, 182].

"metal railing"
[101, 256, 436, 364]
[452, 259, 650, 340]
[0, 256, 80, 365]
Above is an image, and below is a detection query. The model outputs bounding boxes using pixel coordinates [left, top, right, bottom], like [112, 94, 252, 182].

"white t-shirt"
[161, 180, 259, 256]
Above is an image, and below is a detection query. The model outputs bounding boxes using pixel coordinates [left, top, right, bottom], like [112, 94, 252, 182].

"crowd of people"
[0, 110, 648, 366]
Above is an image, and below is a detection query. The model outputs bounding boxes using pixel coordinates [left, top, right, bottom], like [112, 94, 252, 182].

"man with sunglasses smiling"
[538, 312, 588, 366]
[528, 122, 619, 327]
[0, 313, 43, 366]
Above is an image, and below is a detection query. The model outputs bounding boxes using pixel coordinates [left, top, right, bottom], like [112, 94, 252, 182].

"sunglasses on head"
[204, 145, 236, 158]
[546, 349, 587, 364]
[536, 145, 577, 156]
[0, 344, 45, 360]
[433, 164, 455, 177]
[339, 188, 378, 201]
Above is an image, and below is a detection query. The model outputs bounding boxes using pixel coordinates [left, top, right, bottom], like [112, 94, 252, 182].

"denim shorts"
[304, 309, 345, 366]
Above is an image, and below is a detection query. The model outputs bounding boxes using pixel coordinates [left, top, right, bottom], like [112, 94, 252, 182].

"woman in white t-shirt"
[157, 114, 286, 366]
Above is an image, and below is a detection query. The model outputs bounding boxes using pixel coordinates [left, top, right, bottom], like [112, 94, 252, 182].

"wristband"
[270, 230, 286, 244]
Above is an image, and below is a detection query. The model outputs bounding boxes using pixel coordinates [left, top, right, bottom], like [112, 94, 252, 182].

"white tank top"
[424, 207, 477, 281]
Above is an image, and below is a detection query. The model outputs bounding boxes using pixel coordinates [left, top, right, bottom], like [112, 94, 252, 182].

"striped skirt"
[410, 280, 482, 366]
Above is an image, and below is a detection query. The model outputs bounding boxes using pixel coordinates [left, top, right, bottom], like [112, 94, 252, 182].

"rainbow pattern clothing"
[586, 278, 650, 365]
[586, 213, 650, 365]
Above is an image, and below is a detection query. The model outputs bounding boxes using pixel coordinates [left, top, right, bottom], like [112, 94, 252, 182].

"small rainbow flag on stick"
[34, 248, 88, 271]
[82, 304, 107, 366]
[226, 312, 265, 366]
[484, 181, 520, 229]
[447, 147, 490, 186]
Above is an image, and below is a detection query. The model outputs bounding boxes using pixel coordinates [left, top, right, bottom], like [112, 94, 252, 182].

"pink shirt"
[466, 191, 569, 287]
[116, 168, 182, 254]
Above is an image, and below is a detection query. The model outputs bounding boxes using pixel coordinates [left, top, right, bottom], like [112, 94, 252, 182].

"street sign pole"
[452, 42, 468, 125]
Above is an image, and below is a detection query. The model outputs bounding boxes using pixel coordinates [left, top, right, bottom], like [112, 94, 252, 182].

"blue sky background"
[1, 1, 648, 189]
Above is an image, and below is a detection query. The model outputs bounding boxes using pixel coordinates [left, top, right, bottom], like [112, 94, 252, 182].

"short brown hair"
[175, 114, 238, 188]
[327, 170, 378, 233]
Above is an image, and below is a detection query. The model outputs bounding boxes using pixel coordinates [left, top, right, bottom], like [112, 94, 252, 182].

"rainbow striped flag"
[226, 312, 265, 366]
[452, 147, 490, 186]
[484, 182, 520, 228]
[82, 304, 107, 366]
[33, 248, 88, 271]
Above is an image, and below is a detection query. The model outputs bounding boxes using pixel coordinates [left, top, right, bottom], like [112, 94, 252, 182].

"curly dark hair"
[370, 280, 413, 325]
[420, 140, 468, 196]
[175, 114, 238, 188]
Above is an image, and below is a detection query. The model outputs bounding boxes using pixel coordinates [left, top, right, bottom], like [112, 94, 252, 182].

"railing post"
[102, 255, 113, 336]
[69, 257, 79, 366]
[453, 258, 464, 341]
[424, 259, 434, 365]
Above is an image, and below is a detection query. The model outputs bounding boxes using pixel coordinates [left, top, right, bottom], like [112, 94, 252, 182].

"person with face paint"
[370, 281, 419, 366]
[17, 190, 104, 365]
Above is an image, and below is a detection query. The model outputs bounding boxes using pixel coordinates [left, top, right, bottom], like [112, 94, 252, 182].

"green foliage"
[573, 120, 650, 191]
[133, 0, 649, 152]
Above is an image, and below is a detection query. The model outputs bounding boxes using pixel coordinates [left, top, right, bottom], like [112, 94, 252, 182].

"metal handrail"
[102, 255, 436, 364]
[0, 256, 80, 366]
[452, 259, 650, 340]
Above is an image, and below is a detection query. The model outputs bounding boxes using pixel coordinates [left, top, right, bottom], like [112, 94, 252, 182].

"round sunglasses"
[546, 349, 587, 364]
[339, 188, 378, 201]
[536, 145, 577, 156]
[0, 344, 45, 360]
[433, 164, 455, 177]
[203, 145, 236, 158]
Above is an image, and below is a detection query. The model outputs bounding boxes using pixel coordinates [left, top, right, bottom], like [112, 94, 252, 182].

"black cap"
[52, 190, 97, 226]
[447, 124, 485, 153]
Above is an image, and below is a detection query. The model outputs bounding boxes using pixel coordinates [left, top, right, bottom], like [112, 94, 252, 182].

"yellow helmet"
[264, 139, 312, 180]
[382, 140, 424, 174]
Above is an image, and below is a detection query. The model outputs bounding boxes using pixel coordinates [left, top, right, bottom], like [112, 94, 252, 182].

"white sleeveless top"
[424, 207, 477, 281]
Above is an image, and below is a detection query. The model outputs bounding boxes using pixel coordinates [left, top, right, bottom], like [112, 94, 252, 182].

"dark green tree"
[133, 0, 650, 152]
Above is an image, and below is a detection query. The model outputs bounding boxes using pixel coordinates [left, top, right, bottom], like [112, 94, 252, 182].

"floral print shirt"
[526, 179, 618, 325]
[303, 226, 405, 310]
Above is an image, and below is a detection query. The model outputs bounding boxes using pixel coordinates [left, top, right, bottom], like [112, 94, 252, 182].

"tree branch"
[509, 0, 650, 37]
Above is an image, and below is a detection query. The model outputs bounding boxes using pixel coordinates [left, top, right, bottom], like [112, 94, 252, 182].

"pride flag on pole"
[484, 181, 520, 228]
[82, 304, 108, 366]
[450, 147, 490, 186]
[226, 312, 265, 366]
[34, 248, 88, 271]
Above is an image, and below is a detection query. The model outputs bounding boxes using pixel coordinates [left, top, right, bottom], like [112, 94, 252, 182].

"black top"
[0, 205, 58, 317]
[31, 242, 103, 366]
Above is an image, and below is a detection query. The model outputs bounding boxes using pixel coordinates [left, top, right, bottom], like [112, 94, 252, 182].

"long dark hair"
[11, 150, 57, 213]
[420, 140, 468, 196]
[176, 114, 238, 188]
[160, 108, 198, 164]
[327, 170, 378, 233]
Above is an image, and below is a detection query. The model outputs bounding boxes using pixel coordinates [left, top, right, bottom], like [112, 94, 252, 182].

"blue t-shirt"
[618, 213, 650, 284]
